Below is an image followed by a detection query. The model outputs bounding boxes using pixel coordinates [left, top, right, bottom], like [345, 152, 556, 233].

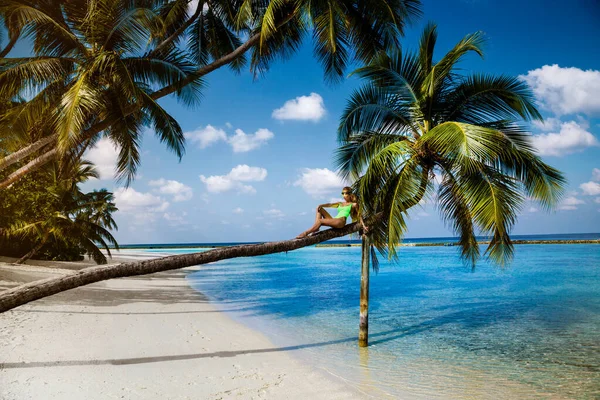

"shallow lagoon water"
[168, 243, 600, 398]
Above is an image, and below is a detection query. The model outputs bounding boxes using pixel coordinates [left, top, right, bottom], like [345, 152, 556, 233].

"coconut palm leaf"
[337, 25, 565, 266]
[1, 0, 423, 187]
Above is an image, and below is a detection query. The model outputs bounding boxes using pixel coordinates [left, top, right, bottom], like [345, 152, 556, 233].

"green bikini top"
[335, 203, 352, 219]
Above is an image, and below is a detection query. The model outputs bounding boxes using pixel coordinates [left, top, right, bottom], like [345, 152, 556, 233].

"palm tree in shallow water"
[0, 0, 422, 187]
[336, 23, 565, 266]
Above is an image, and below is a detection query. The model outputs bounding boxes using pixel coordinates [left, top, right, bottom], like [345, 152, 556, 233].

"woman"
[296, 187, 369, 239]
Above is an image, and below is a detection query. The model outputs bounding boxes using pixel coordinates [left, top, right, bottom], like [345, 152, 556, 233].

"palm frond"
[338, 84, 418, 143]
[444, 74, 543, 124]
[311, 0, 349, 83]
[56, 72, 103, 154]
[417, 22, 437, 75]
[1, 1, 84, 56]
[437, 167, 479, 266]
[0, 57, 74, 101]
[460, 163, 523, 265]
[336, 131, 409, 181]
[422, 122, 508, 170]
[101, 3, 164, 53]
[351, 48, 422, 102]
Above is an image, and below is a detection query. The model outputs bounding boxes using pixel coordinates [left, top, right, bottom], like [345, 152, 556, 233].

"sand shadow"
[0, 329, 406, 369]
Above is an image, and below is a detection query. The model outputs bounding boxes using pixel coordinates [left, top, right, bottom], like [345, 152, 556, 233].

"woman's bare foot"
[296, 231, 308, 239]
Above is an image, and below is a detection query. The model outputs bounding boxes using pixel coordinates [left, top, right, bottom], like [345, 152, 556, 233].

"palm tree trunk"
[0, 148, 57, 189]
[149, 2, 203, 57]
[0, 14, 299, 185]
[0, 34, 18, 58]
[0, 135, 56, 172]
[358, 235, 370, 347]
[0, 221, 364, 313]
[15, 236, 48, 265]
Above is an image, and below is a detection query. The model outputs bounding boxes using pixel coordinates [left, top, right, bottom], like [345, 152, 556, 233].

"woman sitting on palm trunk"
[296, 187, 368, 239]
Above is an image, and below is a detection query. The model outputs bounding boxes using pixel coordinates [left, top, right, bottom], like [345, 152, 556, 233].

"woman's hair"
[343, 186, 360, 222]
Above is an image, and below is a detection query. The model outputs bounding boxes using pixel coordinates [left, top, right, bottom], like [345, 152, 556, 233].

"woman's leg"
[317, 206, 333, 220]
[296, 216, 346, 238]
[297, 207, 334, 238]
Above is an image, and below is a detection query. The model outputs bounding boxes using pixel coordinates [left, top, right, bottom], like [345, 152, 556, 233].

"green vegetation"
[337, 24, 566, 266]
[0, 0, 422, 187]
[0, 0, 422, 261]
[0, 161, 118, 264]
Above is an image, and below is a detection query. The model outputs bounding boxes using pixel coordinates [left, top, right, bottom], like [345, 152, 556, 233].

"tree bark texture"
[358, 235, 370, 347]
[0, 135, 55, 171]
[1, 221, 363, 313]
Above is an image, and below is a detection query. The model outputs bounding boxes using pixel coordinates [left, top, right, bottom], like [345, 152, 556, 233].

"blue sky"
[73, 0, 600, 244]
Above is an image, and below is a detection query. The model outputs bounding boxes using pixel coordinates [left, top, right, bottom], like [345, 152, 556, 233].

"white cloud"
[293, 168, 347, 197]
[200, 164, 267, 194]
[163, 212, 188, 225]
[114, 188, 169, 212]
[114, 188, 169, 223]
[264, 208, 285, 218]
[184, 125, 274, 153]
[593, 168, 600, 182]
[531, 121, 598, 156]
[527, 207, 539, 213]
[595, 197, 600, 204]
[184, 125, 227, 149]
[416, 211, 430, 217]
[85, 137, 119, 180]
[580, 181, 600, 196]
[227, 165, 268, 181]
[531, 117, 561, 132]
[272, 93, 326, 122]
[148, 178, 193, 202]
[228, 128, 274, 152]
[187, 0, 209, 16]
[520, 65, 600, 116]
[225, 122, 233, 129]
[232, 207, 244, 214]
[238, 184, 256, 194]
[558, 196, 585, 211]
[199, 175, 234, 193]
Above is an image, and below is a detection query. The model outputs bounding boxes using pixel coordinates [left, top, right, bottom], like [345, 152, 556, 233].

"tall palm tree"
[0, 0, 422, 187]
[336, 24, 565, 266]
[9, 161, 119, 264]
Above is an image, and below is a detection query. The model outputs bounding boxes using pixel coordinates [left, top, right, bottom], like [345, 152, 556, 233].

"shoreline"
[107, 238, 600, 250]
[0, 254, 367, 399]
[316, 239, 600, 247]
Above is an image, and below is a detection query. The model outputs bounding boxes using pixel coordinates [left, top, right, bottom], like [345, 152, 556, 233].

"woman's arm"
[354, 203, 369, 233]
[318, 202, 340, 209]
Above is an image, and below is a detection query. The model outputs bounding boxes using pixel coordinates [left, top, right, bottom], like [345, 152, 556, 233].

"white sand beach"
[0, 255, 366, 400]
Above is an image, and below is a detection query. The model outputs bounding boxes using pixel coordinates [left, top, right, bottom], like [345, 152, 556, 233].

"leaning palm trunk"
[0, 0, 421, 187]
[15, 235, 48, 265]
[0, 222, 364, 313]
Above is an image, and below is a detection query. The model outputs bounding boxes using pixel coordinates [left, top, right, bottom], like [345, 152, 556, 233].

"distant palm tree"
[80, 189, 119, 232]
[0, 0, 422, 187]
[10, 161, 119, 264]
[337, 24, 566, 266]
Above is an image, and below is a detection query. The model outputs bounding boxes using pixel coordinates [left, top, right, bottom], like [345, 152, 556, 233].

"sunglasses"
[341, 192, 351, 195]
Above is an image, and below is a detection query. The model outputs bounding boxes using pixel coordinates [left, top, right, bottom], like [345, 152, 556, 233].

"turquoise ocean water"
[144, 238, 600, 399]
